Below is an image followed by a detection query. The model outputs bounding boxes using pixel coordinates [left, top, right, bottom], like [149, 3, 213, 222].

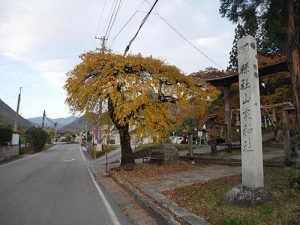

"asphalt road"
[0, 144, 116, 225]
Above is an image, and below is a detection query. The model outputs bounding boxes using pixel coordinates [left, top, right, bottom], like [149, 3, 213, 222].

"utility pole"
[54, 122, 57, 140]
[95, 36, 108, 53]
[13, 87, 22, 132]
[42, 110, 46, 129]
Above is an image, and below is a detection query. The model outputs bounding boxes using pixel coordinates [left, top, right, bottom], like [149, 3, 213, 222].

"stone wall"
[0, 145, 19, 162]
[133, 144, 178, 163]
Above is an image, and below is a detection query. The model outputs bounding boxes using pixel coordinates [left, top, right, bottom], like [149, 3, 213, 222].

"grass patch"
[266, 156, 284, 162]
[198, 146, 281, 159]
[95, 144, 119, 158]
[163, 168, 300, 225]
[198, 149, 242, 159]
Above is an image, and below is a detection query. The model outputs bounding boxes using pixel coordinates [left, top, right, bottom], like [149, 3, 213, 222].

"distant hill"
[58, 116, 86, 134]
[27, 116, 78, 128]
[0, 99, 32, 131]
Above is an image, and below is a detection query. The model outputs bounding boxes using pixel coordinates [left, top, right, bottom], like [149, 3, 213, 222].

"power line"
[93, 0, 108, 49]
[124, 0, 159, 56]
[110, 11, 139, 48]
[110, 0, 147, 48]
[106, 0, 124, 39]
[104, 0, 119, 38]
[144, 0, 223, 69]
[156, 13, 223, 69]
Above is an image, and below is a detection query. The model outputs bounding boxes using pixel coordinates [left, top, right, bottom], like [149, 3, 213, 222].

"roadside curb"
[110, 173, 180, 225]
[127, 179, 208, 225]
[110, 173, 208, 225]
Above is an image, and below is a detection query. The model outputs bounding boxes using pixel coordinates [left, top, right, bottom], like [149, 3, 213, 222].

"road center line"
[79, 145, 121, 225]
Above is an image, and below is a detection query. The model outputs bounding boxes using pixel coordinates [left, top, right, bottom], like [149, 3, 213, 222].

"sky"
[0, 0, 235, 119]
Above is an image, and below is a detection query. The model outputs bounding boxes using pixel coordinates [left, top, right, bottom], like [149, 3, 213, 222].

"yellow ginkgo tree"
[65, 51, 218, 165]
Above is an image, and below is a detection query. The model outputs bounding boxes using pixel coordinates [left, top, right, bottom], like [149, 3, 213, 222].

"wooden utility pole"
[41, 110, 46, 129]
[95, 36, 108, 53]
[54, 122, 57, 139]
[13, 87, 22, 132]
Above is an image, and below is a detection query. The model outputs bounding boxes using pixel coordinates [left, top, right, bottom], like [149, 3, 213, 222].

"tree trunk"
[188, 133, 193, 157]
[118, 125, 135, 165]
[286, 0, 300, 141]
[108, 97, 134, 165]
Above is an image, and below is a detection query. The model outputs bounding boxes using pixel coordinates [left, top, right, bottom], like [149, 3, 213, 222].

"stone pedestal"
[222, 185, 272, 207]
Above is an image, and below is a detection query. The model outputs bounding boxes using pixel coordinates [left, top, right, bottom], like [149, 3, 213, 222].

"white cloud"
[0, 0, 236, 117]
[42, 72, 67, 88]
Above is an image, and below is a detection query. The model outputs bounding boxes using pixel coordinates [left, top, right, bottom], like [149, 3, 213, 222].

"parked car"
[179, 136, 188, 144]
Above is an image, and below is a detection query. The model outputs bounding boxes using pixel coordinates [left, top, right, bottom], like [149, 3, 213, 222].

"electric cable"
[93, 0, 108, 49]
[156, 13, 223, 70]
[110, 0, 147, 48]
[104, 0, 119, 38]
[124, 0, 159, 56]
[144, 0, 223, 69]
[106, 0, 124, 39]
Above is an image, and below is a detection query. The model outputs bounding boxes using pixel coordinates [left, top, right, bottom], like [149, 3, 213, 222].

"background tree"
[220, 0, 300, 134]
[65, 52, 218, 166]
[25, 127, 48, 152]
[0, 123, 13, 146]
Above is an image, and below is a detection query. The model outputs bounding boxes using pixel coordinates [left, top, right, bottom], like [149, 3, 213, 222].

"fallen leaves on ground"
[114, 161, 207, 180]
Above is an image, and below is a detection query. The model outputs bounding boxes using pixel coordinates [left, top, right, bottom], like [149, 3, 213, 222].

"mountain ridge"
[0, 99, 32, 131]
[27, 116, 78, 128]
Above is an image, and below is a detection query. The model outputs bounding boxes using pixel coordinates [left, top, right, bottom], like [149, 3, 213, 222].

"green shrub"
[0, 123, 13, 145]
[65, 135, 72, 143]
[25, 126, 48, 152]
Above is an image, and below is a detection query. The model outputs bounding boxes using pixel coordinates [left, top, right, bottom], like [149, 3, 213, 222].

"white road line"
[79, 145, 121, 225]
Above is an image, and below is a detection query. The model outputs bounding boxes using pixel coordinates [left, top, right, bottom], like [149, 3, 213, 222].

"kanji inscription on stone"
[238, 35, 264, 188]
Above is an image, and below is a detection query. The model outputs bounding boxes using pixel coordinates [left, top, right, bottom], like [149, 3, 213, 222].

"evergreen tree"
[220, 0, 300, 134]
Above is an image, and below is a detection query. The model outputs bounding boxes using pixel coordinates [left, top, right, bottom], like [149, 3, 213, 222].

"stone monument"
[222, 35, 272, 206]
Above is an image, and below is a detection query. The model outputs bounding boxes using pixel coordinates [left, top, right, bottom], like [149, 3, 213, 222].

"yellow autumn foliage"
[64, 51, 219, 142]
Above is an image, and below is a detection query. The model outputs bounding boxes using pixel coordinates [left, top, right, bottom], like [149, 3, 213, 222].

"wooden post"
[224, 84, 232, 153]
[283, 128, 292, 165]
[188, 118, 193, 157]
[208, 115, 217, 154]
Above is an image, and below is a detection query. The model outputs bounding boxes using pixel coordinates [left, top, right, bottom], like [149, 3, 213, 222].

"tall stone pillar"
[222, 35, 271, 207]
[238, 35, 264, 188]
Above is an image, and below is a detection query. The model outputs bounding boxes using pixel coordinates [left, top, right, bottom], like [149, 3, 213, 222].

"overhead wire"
[109, 0, 147, 48]
[124, 0, 159, 56]
[104, 0, 119, 38]
[106, 0, 124, 39]
[156, 13, 224, 70]
[93, 0, 108, 49]
[144, 0, 223, 70]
